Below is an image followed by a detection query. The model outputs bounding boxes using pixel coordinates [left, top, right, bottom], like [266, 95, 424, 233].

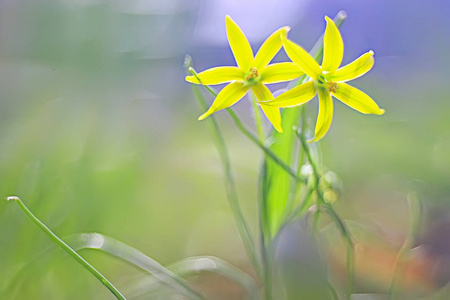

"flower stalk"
[185, 10, 379, 300]
[297, 132, 354, 298]
[186, 66, 263, 281]
[188, 67, 305, 184]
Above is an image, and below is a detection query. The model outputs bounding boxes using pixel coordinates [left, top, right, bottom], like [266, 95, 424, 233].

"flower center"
[316, 74, 338, 93]
[244, 67, 260, 86]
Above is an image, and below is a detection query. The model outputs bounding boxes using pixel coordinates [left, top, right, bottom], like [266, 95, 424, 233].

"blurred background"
[1, 0, 449, 299]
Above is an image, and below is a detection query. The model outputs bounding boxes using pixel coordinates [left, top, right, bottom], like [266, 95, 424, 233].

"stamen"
[245, 67, 259, 81]
[328, 82, 339, 93]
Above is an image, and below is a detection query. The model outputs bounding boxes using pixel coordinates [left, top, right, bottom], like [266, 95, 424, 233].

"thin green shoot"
[6, 196, 126, 300]
[188, 66, 305, 184]
[296, 132, 354, 299]
[67, 233, 205, 299]
[249, 92, 273, 300]
[122, 255, 261, 300]
[185, 55, 263, 281]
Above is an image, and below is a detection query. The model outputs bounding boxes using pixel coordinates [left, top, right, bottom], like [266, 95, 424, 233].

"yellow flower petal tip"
[307, 137, 319, 144]
[225, 15, 235, 24]
[368, 50, 375, 56]
[198, 112, 209, 121]
[378, 108, 386, 115]
[191, 16, 304, 133]
[280, 26, 291, 34]
[185, 75, 196, 83]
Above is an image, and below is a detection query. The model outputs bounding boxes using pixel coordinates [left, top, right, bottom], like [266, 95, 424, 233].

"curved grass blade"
[389, 192, 422, 298]
[70, 234, 259, 299]
[67, 233, 204, 300]
[170, 256, 260, 300]
[6, 197, 126, 300]
[124, 256, 260, 300]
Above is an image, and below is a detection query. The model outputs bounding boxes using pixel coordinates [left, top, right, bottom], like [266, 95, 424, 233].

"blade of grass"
[185, 56, 262, 281]
[170, 256, 260, 300]
[6, 196, 126, 300]
[67, 233, 204, 300]
[249, 90, 274, 300]
[122, 256, 260, 299]
[389, 192, 422, 298]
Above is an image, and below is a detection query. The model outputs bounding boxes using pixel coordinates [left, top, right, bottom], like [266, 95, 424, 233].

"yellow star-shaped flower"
[260, 16, 385, 141]
[186, 15, 304, 132]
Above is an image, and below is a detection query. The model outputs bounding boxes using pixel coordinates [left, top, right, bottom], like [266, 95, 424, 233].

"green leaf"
[67, 233, 204, 300]
[261, 106, 302, 238]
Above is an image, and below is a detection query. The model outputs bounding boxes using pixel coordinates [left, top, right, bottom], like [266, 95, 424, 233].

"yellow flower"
[261, 16, 385, 142]
[185, 16, 304, 132]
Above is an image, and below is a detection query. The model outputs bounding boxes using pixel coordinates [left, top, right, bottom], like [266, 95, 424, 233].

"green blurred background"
[1, 0, 449, 299]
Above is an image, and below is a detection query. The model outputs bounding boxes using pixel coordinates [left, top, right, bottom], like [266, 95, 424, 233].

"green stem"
[298, 136, 321, 204]
[7, 196, 126, 300]
[327, 280, 340, 300]
[322, 204, 354, 299]
[249, 92, 273, 300]
[284, 105, 308, 221]
[188, 67, 305, 185]
[258, 160, 272, 299]
[287, 187, 314, 223]
[190, 84, 262, 281]
[297, 133, 354, 299]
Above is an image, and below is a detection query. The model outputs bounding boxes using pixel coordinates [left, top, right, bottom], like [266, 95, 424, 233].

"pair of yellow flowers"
[186, 16, 385, 142]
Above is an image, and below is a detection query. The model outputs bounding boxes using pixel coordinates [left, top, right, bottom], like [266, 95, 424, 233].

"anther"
[245, 67, 259, 81]
[328, 82, 339, 93]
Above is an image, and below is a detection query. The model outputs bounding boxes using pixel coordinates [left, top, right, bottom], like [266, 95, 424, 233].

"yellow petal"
[185, 66, 244, 85]
[331, 82, 385, 115]
[251, 83, 282, 132]
[251, 82, 274, 102]
[226, 16, 254, 71]
[254, 26, 290, 69]
[198, 82, 248, 120]
[322, 16, 344, 73]
[327, 51, 374, 82]
[261, 80, 316, 108]
[310, 88, 334, 143]
[281, 35, 321, 80]
[260, 62, 304, 84]
[260, 105, 283, 133]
